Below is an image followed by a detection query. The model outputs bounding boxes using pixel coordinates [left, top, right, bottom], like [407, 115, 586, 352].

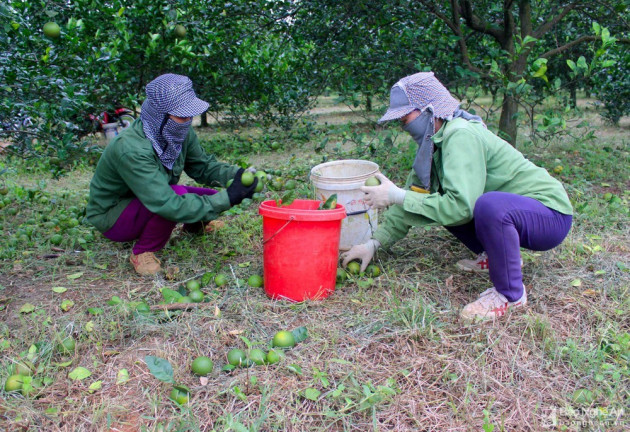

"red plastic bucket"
[259, 199, 346, 301]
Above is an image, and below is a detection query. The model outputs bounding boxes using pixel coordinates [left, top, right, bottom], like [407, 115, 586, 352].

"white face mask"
[403, 110, 435, 190]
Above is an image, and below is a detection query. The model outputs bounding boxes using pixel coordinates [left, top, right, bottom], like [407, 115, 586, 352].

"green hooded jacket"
[86, 119, 238, 233]
[372, 118, 573, 248]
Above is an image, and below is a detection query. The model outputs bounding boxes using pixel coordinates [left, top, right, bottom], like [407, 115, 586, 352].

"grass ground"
[0, 100, 628, 431]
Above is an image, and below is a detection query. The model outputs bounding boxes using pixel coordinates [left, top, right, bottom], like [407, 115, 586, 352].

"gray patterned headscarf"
[141, 74, 209, 169]
[379, 72, 484, 190]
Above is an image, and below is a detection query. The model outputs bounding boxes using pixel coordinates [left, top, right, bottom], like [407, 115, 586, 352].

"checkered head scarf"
[141, 74, 209, 169]
[379, 72, 484, 189]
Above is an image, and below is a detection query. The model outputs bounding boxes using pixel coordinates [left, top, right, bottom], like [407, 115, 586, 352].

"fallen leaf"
[19, 303, 36, 314]
[52, 287, 68, 293]
[199, 377, 209, 386]
[60, 299, 75, 312]
[570, 279, 582, 287]
[68, 367, 91, 381]
[228, 330, 244, 336]
[214, 306, 221, 318]
[582, 289, 599, 297]
[116, 369, 129, 385]
[445, 275, 454, 290]
[66, 272, 83, 280]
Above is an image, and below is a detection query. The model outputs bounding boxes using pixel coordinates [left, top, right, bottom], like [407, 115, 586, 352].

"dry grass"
[0, 105, 628, 431]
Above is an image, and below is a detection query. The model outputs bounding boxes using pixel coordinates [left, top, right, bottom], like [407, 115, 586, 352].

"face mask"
[155, 117, 191, 169]
[403, 111, 435, 190]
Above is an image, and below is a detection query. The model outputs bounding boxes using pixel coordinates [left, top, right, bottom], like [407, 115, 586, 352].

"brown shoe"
[129, 252, 161, 275]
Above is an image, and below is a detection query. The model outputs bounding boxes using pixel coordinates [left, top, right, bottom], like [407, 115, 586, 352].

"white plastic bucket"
[310, 159, 379, 250]
[102, 122, 119, 143]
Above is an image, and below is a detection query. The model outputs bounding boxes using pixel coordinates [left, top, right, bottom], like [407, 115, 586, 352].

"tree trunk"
[200, 113, 208, 127]
[365, 94, 372, 112]
[498, 94, 519, 144]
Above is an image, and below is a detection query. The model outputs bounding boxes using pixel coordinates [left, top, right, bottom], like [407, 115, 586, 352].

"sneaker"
[129, 252, 161, 275]
[460, 286, 527, 321]
[456, 251, 523, 273]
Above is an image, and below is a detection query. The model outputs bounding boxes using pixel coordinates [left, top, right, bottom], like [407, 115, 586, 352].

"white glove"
[360, 173, 406, 210]
[246, 166, 257, 174]
[340, 239, 381, 273]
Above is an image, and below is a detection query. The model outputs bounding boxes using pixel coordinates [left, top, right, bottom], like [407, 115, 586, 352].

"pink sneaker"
[456, 252, 523, 273]
[460, 286, 527, 321]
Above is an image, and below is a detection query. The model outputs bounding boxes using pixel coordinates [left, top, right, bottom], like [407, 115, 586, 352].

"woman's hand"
[227, 168, 258, 206]
[340, 239, 380, 273]
[360, 173, 406, 210]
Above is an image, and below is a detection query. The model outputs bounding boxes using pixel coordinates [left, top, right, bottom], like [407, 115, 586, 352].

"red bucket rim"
[258, 199, 346, 221]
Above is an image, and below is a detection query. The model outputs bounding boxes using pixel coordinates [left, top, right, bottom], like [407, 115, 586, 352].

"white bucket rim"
[310, 159, 379, 182]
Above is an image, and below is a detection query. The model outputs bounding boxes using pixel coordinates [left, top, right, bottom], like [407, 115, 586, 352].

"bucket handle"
[262, 216, 295, 244]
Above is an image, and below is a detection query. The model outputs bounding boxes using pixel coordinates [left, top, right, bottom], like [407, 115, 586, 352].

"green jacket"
[372, 118, 573, 248]
[86, 119, 239, 233]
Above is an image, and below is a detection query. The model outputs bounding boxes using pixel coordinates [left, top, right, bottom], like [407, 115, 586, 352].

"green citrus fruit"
[284, 180, 297, 190]
[241, 171, 255, 186]
[366, 264, 381, 277]
[56, 337, 76, 355]
[255, 171, 267, 182]
[365, 176, 381, 186]
[270, 141, 280, 150]
[191, 356, 213, 376]
[174, 24, 187, 38]
[603, 192, 613, 201]
[4, 375, 24, 392]
[169, 387, 189, 405]
[266, 349, 281, 364]
[43, 22, 60, 38]
[179, 296, 192, 303]
[186, 280, 201, 291]
[7, 208, 18, 216]
[14, 360, 35, 376]
[336, 268, 348, 283]
[0, 187, 8, 195]
[188, 290, 204, 303]
[214, 274, 227, 286]
[135, 302, 151, 313]
[347, 261, 361, 275]
[227, 348, 247, 366]
[272, 330, 295, 349]
[248, 349, 266, 366]
[50, 234, 63, 245]
[247, 275, 263, 288]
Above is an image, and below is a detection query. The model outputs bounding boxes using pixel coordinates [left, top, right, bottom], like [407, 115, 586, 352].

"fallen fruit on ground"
[272, 330, 295, 349]
[247, 274, 263, 288]
[266, 349, 281, 364]
[214, 274, 227, 286]
[169, 385, 190, 405]
[366, 264, 381, 277]
[241, 171, 255, 186]
[227, 349, 247, 366]
[5, 375, 24, 392]
[50, 234, 63, 245]
[346, 261, 361, 275]
[14, 360, 35, 376]
[188, 290, 204, 303]
[248, 349, 266, 365]
[56, 337, 76, 355]
[191, 356, 213, 376]
[186, 279, 200, 291]
[336, 268, 348, 283]
[365, 176, 381, 186]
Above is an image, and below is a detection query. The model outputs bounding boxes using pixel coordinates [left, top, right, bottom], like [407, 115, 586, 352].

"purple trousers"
[103, 185, 217, 255]
[445, 192, 572, 301]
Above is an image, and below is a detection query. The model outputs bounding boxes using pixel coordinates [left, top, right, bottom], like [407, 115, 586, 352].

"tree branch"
[460, 0, 504, 41]
[540, 35, 630, 58]
[533, 1, 580, 39]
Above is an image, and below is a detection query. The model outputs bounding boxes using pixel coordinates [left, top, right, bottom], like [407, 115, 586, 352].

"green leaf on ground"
[116, 369, 129, 385]
[68, 367, 91, 380]
[292, 326, 308, 344]
[303, 388, 321, 401]
[144, 355, 174, 383]
[66, 272, 83, 280]
[52, 287, 68, 293]
[60, 299, 74, 311]
[570, 279, 582, 287]
[19, 303, 36, 314]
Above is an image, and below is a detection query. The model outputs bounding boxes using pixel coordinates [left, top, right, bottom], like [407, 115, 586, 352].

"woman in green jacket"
[341, 72, 573, 321]
[87, 74, 257, 275]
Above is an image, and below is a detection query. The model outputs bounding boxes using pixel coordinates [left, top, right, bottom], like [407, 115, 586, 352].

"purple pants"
[445, 192, 572, 301]
[103, 185, 217, 255]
